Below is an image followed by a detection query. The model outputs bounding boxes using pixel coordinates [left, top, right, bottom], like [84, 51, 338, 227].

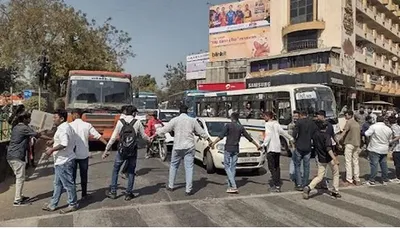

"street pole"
[38, 85, 41, 111]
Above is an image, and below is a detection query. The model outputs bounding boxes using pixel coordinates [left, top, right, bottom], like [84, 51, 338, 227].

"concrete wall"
[318, 0, 343, 48]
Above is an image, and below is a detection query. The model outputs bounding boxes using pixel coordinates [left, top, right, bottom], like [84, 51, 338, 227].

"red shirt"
[145, 118, 162, 137]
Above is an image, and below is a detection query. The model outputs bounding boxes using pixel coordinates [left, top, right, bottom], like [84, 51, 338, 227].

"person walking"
[355, 106, 368, 126]
[292, 111, 318, 191]
[364, 116, 393, 186]
[303, 120, 341, 199]
[262, 111, 294, 192]
[102, 105, 150, 201]
[210, 112, 261, 194]
[338, 111, 361, 186]
[69, 109, 108, 200]
[288, 110, 300, 183]
[7, 112, 50, 206]
[156, 105, 212, 196]
[42, 109, 78, 214]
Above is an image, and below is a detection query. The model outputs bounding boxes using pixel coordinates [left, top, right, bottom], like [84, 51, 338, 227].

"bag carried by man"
[118, 119, 138, 159]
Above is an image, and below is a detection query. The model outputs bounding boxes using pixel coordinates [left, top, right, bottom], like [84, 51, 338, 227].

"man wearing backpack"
[102, 105, 150, 201]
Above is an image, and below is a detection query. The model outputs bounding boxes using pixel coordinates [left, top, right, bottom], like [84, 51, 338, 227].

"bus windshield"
[295, 87, 337, 118]
[67, 77, 132, 109]
[133, 97, 158, 109]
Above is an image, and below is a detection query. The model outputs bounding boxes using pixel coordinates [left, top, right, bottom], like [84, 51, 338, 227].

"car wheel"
[205, 151, 215, 174]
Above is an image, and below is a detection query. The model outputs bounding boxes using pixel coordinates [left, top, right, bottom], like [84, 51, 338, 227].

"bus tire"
[204, 151, 215, 174]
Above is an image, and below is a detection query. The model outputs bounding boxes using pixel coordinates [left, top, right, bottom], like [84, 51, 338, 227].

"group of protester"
[5, 102, 400, 214]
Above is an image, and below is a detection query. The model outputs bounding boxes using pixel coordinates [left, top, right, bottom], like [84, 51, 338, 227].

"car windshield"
[159, 112, 180, 122]
[295, 87, 337, 118]
[205, 121, 230, 137]
[67, 78, 132, 109]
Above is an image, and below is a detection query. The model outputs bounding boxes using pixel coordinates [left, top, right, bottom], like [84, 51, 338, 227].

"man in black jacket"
[292, 111, 318, 191]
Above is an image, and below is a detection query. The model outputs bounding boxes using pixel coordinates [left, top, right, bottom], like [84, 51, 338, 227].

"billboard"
[186, 52, 209, 80]
[209, 0, 270, 34]
[209, 27, 270, 62]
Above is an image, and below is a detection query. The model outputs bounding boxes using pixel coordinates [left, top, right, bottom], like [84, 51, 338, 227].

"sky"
[64, 0, 232, 86]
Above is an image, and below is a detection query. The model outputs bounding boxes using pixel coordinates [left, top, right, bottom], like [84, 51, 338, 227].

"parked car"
[194, 117, 265, 174]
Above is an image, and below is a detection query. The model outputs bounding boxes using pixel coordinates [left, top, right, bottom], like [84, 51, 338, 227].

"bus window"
[278, 101, 291, 125]
[240, 101, 254, 119]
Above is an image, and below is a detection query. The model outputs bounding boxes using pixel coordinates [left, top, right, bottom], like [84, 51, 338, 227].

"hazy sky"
[64, 0, 231, 86]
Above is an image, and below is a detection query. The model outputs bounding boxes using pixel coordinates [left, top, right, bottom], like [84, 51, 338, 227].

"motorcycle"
[148, 136, 168, 162]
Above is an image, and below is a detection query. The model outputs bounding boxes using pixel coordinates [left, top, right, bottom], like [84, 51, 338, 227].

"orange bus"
[65, 70, 133, 140]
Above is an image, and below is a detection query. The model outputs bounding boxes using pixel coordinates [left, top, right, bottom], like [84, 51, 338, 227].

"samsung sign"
[186, 52, 209, 80]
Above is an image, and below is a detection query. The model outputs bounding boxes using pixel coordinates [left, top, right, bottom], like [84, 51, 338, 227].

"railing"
[287, 39, 318, 52]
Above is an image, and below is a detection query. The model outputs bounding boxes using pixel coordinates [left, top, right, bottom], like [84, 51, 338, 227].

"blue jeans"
[290, 156, 304, 182]
[294, 150, 311, 187]
[369, 151, 389, 182]
[224, 151, 238, 189]
[110, 151, 137, 194]
[50, 159, 78, 208]
[73, 157, 89, 197]
[169, 148, 194, 193]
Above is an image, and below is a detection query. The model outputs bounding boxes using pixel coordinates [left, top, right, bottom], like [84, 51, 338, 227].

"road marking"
[282, 194, 391, 227]
[137, 205, 182, 227]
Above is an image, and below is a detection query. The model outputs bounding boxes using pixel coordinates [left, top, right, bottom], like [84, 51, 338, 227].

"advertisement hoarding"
[198, 82, 246, 91]
[209, 0, 270, 34]
[186, 53, 209, 80]
[209, 27, 270, 62]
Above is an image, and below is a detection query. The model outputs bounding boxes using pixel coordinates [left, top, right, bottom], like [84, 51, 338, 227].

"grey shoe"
[303, 186, 311, 200]
[60, 205, 78, 214]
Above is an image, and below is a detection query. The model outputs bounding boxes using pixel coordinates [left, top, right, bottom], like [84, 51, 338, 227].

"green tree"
[163, 62, 196, 96]
[0, 0, 134, 95]
[132, 74, 157, 93]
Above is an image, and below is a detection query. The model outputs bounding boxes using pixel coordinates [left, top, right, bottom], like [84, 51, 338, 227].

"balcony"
[355, 47, 400, 76]
[286, 39, 318, 52]
[356, 0, 400, 42]
[281, 20, 325, 37]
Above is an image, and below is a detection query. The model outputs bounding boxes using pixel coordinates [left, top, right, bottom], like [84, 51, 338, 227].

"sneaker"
[124, 193, 136, 201]
[105, 191, 117, 199]
[145, 154, 151, 159]
[389, 178, 400, 184]
[60, 205, 78, 214]
[295, 186, 303, 192]
[303, 186, 311, 200]
[185, 191, 193, 196]
[13, 200, 30, 206]
[165, 186, 174, 192]
[42, 203, 56, 211]
[226, 188, 239, 194]
[269, 186, 281, 193]
[363, 181, 376, 186]
[331, 192, 342, 198]
[353, 180, 362, 186]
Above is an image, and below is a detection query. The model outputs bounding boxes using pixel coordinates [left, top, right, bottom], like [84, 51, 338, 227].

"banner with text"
[209, 0, 270, 34]
[186, 53, 209, 80]
[209, 27, 270, 62]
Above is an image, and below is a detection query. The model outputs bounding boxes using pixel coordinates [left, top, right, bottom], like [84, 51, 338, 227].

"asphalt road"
[0, 148, 399, 226]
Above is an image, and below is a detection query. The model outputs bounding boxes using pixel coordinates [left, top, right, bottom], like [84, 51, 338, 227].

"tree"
[0, 0, 134, 95]
[132, 74, 157, 93]
[163, 62, 196, 96]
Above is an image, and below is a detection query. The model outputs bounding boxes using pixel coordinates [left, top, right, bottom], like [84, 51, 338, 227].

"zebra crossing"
[2, 184, 400, 227]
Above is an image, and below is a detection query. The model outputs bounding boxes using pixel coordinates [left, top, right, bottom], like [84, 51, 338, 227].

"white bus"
[196, 84, 338, 156]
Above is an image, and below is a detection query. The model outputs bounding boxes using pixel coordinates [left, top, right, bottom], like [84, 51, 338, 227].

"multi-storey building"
[202, 0, 400, 108]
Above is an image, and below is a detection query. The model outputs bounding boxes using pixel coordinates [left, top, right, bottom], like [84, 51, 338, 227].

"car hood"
[209, 136, 258, 152]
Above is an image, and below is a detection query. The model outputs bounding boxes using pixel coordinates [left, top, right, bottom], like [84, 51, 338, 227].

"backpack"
[118, 119, 138, 159]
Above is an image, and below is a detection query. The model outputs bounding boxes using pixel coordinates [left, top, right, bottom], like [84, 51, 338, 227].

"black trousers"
[73, 157, 89, 197]
[267, 152, 281, 187]
[393, 152, 400, 179]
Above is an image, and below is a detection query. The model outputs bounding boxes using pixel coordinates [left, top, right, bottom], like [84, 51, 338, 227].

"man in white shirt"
[262, 111, 294, 193]
[42, 109, 78, 214]
[102, 105, 150, 201]
[70, 109, 107, 200]
[364, 116, 393, 186]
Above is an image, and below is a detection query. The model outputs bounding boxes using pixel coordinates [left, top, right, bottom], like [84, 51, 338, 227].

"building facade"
[201, 0, 400, 108]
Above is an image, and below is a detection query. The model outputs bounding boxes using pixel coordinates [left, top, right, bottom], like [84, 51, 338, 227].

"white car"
[194, 117, 266, 174]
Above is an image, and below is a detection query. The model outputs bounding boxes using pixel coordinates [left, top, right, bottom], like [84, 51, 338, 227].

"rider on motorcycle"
[145, 111, 163, 158]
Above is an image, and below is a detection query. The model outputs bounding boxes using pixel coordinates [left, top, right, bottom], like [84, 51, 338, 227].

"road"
[0, 149, 399, 226]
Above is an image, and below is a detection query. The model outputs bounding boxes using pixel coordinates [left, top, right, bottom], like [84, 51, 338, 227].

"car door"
[194, 119, 208, 161]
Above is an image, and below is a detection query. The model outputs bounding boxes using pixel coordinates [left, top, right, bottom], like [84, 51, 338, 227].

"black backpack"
[118, 119, 138, 159]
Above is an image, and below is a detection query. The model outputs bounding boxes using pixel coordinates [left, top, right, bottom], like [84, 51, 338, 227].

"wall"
[318, 0, 343, 48]
[201, 59, 248, 84]
[269, 0, 288, 55]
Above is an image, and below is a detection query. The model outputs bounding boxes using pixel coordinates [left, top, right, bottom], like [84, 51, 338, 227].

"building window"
[228, 72, 246, 80]
[290, 0, 314, 24]
[286, 30, 318, 52]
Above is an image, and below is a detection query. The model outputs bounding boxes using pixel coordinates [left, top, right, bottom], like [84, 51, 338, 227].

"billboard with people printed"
[208, 0, 270, 34]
